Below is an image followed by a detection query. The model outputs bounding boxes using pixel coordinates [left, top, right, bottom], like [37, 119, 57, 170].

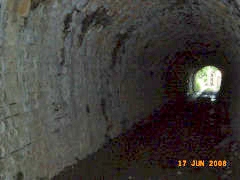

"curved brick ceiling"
[0, 0, 240, 179]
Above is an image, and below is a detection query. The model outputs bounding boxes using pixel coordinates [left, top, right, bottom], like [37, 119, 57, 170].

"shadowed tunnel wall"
[0, 0, 240, 179]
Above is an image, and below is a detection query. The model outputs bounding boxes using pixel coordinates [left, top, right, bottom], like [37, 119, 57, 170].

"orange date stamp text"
[177, 160, 230, 168]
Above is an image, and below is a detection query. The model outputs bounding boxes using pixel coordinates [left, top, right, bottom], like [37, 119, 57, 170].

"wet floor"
[52, 97, 240, 180]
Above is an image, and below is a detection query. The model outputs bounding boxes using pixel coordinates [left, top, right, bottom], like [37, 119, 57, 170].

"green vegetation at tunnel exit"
[193, 66, 222, 95]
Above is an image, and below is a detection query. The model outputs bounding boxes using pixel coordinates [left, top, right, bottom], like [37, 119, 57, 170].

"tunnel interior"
[1, 0, 240, 179]
[53, 0, 239, 178]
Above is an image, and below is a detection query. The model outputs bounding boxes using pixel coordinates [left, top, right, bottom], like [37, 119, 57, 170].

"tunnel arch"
[1, 0, 240, 179]
[163, 46, 229, 102]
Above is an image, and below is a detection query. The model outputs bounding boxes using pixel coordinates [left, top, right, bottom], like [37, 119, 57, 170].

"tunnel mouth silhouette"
[189, 65, 222, 102]
[164, 47, 227, 102]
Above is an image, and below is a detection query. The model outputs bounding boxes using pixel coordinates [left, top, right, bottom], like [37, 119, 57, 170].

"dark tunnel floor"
[53, 97, 240, 180]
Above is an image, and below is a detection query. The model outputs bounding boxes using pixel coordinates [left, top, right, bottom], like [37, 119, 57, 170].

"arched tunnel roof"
[0, 0, 240, 179]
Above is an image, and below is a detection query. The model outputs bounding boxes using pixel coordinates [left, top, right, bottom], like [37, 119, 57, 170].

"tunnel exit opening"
[190, 66, 222, 102]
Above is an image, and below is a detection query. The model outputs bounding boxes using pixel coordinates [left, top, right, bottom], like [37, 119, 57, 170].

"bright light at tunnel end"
[189, 66, 222, 101]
